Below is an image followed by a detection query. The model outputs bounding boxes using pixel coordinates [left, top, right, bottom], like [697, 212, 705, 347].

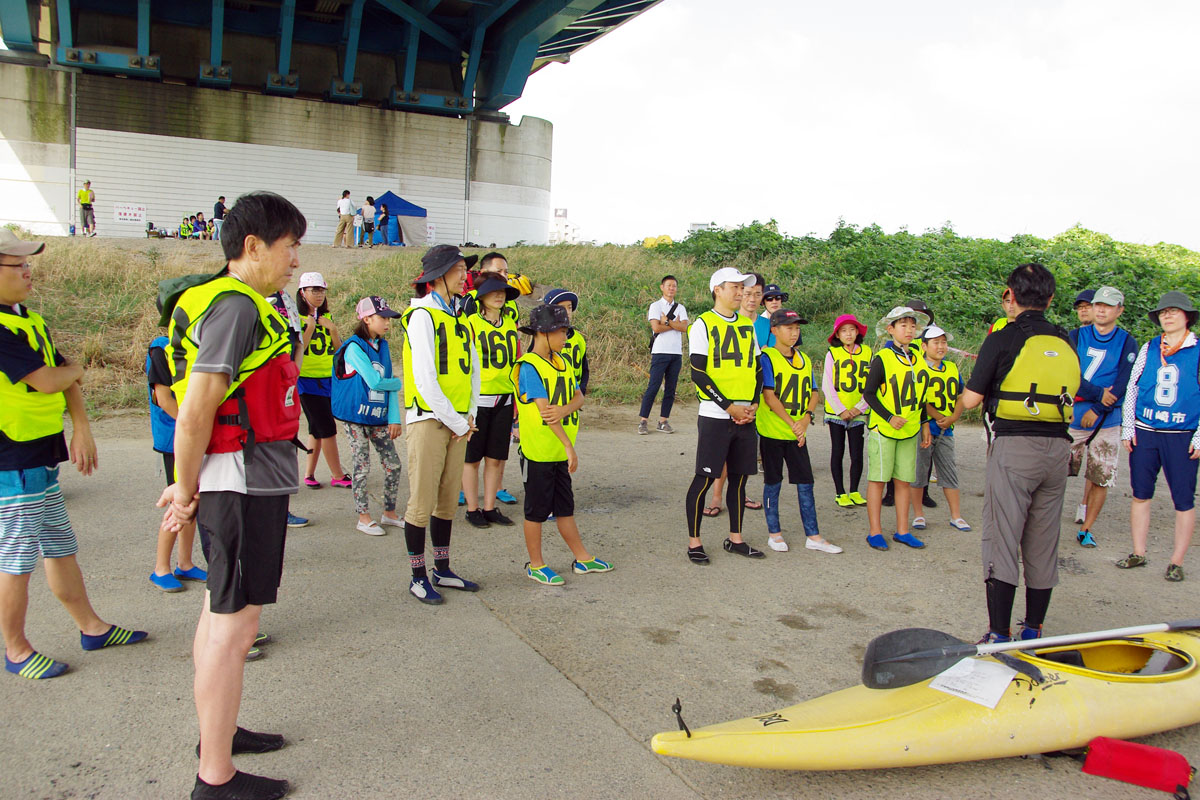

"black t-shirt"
[213, 202, 226, 220]
[0, 305, 69, 470]
[966, 309, 1074, 439]
[147, 344, 171, 388]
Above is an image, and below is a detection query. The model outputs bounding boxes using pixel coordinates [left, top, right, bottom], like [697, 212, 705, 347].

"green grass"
[23, 222, 1200, 414]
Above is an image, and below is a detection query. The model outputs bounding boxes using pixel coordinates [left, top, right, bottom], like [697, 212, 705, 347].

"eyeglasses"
[0, 260, 31, 270]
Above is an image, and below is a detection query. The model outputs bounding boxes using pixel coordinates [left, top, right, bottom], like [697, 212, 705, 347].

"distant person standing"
[212, 196, 226, 242]
[334, 190, 354, 248]
[360, 197, 376, 249]
[377, 204, 391, 246]
[77, 180, 96, 237]
[638, 275, 688, 435]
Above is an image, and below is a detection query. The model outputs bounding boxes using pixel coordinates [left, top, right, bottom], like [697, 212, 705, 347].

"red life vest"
[209, 353, 301, 461]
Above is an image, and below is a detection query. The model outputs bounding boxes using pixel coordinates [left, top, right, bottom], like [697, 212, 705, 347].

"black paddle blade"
[862, 627, 970, 690]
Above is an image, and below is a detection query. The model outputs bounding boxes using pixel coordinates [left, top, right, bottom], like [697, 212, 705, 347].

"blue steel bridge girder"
[265, 0, 299, 96]
[477, 0, 608, 111]
[0, 0, 35, 51]
[199, 0, 231, 88]
[329, 0, 365, 102]
[54, 0, 161, 77]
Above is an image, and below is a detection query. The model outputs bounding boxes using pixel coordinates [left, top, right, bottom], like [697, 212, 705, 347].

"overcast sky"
[506, 0, 1200, 250]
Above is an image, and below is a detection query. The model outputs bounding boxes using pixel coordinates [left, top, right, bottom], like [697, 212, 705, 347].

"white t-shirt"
[337, 197, 355, 215]
[688, 309, 759, 420]
[648, 298, 688, 355]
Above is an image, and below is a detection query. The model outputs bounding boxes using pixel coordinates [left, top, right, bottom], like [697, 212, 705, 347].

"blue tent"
[366, 191, 427, 246]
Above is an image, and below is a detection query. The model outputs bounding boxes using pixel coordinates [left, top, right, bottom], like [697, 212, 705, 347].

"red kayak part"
[1082, 737, 1195, 799]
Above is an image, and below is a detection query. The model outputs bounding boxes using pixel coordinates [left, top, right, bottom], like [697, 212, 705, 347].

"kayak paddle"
[863, 618, 1200, 690]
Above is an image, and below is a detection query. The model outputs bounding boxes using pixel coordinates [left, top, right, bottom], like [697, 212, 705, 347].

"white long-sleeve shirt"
[1121, 332, 1200, 450]
[404, 292, 480, 435]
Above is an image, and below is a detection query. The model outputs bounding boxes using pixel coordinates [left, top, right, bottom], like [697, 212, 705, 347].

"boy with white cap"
[910, 325, 969, 532]
[1067, 285, 1136, 548]
[862, 306, 932, 551]
[683, 267, 764, 564]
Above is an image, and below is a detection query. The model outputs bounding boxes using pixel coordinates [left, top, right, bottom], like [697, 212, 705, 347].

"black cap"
[905, 298, 934, 325]
[762, 284, 789, 302]
[475, 276, 519, 303]
[1074, 289, 1096, 308]
[769, 309, 808, 327]
[415, 245, 478, 284]
[519, 304, 570, 334]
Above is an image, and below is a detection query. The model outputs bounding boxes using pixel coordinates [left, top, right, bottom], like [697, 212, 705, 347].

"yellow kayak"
[651, 631, 1200, 770]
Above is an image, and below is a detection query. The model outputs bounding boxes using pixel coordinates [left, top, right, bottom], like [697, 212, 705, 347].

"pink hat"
[827, 314, 868, 345]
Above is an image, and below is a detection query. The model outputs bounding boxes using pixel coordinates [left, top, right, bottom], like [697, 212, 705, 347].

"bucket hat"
[1149, 291, 1198, 326]
[415, 245, 477, 284]
[827, 314, 868, 345]
[475, 276, 519, 303]
[519, 304, 570, 335]
[876, 306, 931, 339]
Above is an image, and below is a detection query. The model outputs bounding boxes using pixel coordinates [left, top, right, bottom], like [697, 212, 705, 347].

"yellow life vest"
[922, 359, 961, 417]
[692, 310, 757, 403]
[756, 347, 812, 441]
[469, 310, 519, 395]
[0, 307, 67, 442]
[990, 317, 1009, 335]
[561, 328, 587, 390]
[299, 314, 336, 379]
[991, 322, 1080, 423]
[401, 304, 473, 415]
[513, 352, 578, 462]
[165, 276, 292, 404]
[823, 344, 872, 415]
[868, 344, 928, 440]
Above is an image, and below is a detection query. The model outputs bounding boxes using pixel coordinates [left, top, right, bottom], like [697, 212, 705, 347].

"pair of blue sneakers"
[149, 565, 208, 592]
[458, 489, 518, 505]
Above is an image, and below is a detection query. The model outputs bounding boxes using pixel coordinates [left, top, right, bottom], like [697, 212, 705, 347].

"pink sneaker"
[303, 476, 322, 489]
[330, 475, 352, 488]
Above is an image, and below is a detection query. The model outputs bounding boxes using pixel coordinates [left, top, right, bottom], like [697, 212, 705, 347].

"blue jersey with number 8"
[1135, 335, 1200, 431]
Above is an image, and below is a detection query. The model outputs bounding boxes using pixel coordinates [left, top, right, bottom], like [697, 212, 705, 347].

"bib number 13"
[1155, 364, 1179, 406]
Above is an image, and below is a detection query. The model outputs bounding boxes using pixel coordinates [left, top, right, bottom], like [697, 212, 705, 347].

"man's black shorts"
[521, 457, 573, 523]
[466, 401, 514, 464]
[198, 492, 289, 614]
[299, 393, 338, 440]
[695, 415, 758, 477]
[760, 435, 813, 485]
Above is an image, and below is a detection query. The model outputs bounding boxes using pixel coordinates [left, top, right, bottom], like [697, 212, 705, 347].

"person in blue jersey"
[1119, 291, 1200, 583]
[145, 335, 205, 592]
[1067, 286, 1137, 548]
[331, 297, 404, 537]
[754, 284, 788, 349]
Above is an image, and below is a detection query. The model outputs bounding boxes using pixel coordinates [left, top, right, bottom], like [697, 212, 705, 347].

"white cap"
[298, 271, 327, 289]
[709, 267, 756, 292]
[921, 324, 954, 342]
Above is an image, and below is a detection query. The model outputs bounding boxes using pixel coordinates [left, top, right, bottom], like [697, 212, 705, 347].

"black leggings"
[828, 423, 864, 495]
[685, 473, 748, 539]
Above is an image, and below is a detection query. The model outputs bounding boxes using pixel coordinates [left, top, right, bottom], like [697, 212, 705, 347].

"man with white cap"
[0, 229, 147, 681]
[683, 267, 764, 564]
[1066, 285, 1136, 548]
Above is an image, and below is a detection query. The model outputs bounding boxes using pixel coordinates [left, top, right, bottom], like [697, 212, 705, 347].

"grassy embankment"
[21, 222, 1200, 415]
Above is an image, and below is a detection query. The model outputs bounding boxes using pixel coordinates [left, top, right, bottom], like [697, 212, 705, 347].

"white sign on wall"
[426, 221, 435, 243]
[113, 203, 146, 224]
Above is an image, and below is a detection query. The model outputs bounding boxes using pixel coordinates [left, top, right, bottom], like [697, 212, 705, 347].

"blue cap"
[542, 288, 578, 311]
[1074, 289, 1096, 307]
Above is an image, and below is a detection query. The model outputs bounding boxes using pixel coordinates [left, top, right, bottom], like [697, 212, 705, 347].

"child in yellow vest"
[513, 304, 612, 585]
[757, 310, 843, 554]
[823, 314, 872, 507]
[863, 306, 932, 551]
[910, 325, 970, 532]
[544, 288, 588, 395]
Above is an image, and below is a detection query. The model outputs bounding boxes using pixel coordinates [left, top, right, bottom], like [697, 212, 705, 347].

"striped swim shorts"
[0, 466, 78, 575]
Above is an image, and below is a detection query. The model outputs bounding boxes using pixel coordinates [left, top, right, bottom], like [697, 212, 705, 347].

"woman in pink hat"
[822, 315, 872, 507]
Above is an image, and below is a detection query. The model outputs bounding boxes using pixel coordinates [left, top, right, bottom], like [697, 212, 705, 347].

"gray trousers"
[981, 436, 1070, 589]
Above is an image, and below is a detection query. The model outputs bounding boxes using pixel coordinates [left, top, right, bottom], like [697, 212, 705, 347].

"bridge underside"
[0, 0, 661, 115]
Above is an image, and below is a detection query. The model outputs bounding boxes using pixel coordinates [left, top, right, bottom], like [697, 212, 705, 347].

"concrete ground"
[5, 406, 1196, 799]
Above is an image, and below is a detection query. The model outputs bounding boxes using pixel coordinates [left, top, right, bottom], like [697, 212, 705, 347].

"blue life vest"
[146, 336, 176, 453]
[331, 335, 392, 425]
[1135, 336, 1200, 431]
[1072, 325, 1133, 429]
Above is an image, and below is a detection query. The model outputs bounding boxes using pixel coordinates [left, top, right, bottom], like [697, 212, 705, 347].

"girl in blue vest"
[1120, 291, 1200, 582]
[145, 335, 205, 592]
[332, 297, 404, 536]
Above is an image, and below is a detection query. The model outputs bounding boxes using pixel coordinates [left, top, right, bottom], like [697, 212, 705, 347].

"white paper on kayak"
[928, 657, 1017, 709]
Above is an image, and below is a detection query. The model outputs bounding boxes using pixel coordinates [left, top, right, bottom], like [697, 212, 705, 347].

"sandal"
[744, 499, 763, 510]
[702, 506, 722, 517]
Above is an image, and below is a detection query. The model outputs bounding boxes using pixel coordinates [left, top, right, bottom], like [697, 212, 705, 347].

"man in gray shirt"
[159, 191, 306, 800]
